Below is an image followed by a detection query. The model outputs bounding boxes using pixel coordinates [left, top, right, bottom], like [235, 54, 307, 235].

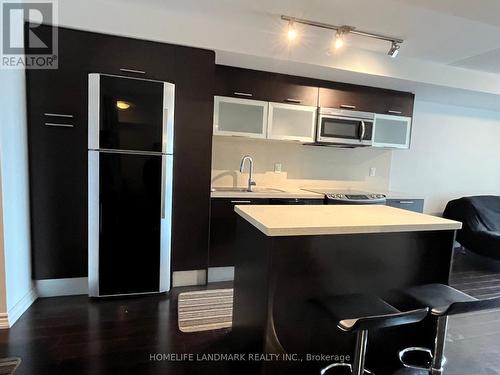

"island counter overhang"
[234, 204, 462, 236]
[231, 205, 462, 374]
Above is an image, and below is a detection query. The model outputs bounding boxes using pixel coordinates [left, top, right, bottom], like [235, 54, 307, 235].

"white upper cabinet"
[213, 96, 268, 139]
[267, 103, 317, 143]
[373, 114, 412, 149]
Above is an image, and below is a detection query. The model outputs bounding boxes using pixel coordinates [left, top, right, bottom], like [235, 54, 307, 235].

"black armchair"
[443, 196, 500, 260]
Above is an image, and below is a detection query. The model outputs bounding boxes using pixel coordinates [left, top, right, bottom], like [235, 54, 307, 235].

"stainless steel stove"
[303, 188, 387, 205]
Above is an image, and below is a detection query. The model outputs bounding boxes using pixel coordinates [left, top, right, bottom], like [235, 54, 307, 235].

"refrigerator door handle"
[162, 82, 175, 154]
[159, 155, 173, 292]
[161, 156, 166, 219]
[88, 150, 100, 297]
[163, 108, 169, 155]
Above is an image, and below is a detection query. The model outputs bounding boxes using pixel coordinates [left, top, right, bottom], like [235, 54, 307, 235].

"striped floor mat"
[178, 289, 233, 333]
[0, 358, 21, 374]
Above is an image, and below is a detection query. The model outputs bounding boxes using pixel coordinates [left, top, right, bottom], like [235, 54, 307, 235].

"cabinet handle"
[388, 110, 403, 115]
[399, 201, 415, 204]
[360, 121, 366, 141]
[285, 98, 301, 104]
[231, 200, 252, 204]
[44, 113, 74, 118]
[233, 92, 253, 97]
[340, 104, 356, 109]
[44, 122, 74, 128]
[120, 68, 146, 75]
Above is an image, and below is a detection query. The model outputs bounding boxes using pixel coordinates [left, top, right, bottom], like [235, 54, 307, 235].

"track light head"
[388, 41, 400, 58]
[334, 26, 352, 49]
[334, 30, 344, 49]
[287, 20, 297, 41]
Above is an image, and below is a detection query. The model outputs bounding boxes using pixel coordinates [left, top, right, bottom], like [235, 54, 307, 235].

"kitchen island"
[231, 205, 462, 374]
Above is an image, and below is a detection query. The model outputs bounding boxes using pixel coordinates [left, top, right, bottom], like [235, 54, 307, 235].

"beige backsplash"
[211, 136, 392, 191]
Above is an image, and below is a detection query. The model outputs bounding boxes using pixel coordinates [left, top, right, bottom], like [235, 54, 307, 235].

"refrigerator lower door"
[88, 151, 172, 297]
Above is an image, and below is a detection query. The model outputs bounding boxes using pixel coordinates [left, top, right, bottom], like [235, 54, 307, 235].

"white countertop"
[210, 188, 324, 199]
[235, 205, 462, 237]
[375, 190, 426, 200]
[211, 186, 423, 200]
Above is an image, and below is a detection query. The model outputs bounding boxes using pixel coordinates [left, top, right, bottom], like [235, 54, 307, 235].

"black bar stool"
[397, 283, 500, 374]
[315, 293, 428, 375]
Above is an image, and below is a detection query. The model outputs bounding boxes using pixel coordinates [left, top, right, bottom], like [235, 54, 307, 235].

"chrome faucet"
[239, 155, 256, 192]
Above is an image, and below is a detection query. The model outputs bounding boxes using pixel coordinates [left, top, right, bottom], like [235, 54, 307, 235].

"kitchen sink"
[211, 187, 286, 193]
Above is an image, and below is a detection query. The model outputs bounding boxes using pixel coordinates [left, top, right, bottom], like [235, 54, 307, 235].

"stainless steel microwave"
[317, 108, 374, 147]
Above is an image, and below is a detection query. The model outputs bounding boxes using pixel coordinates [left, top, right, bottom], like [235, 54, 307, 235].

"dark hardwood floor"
[446, 250, 500, 375]
[0, 283, 236, 375]
[1, 252, 500, 375]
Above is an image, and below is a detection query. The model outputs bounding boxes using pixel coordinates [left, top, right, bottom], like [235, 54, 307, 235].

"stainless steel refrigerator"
[88, 73, 174, 297]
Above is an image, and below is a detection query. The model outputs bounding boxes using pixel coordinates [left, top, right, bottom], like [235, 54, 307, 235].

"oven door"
[317, 115, 373, 146]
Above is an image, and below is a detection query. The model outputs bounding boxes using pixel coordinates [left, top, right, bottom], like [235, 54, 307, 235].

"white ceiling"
[199, 0, 500, 73]
[394, 0, 500, 27]
[57, 0, 500, 111]
[95, 0, 500, 73]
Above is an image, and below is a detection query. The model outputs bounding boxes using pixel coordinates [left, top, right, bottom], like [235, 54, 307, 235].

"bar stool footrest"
[399, 347, 433, 371]
[320, 362, 375, 375]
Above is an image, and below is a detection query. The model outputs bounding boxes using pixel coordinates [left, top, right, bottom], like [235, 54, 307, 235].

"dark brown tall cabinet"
[26, 25, 214, 279]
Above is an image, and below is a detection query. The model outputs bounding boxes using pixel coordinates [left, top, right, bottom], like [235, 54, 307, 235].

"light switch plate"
[369, 167, 376, 177]
[274, 163, 282, 173]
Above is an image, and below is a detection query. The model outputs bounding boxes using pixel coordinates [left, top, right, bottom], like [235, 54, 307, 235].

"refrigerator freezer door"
[89, 150, 164, 296]
[88, 74, 170, 153]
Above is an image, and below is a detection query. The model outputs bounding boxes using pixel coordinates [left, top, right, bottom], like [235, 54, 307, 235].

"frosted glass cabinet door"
[267, 103, 317, 142]
[373, 114, 412, 149]
[213, 96, 268, 138]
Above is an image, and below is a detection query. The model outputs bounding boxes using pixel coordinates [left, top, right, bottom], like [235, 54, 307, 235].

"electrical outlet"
[274, 163, 282, 173]
[369, 167, 376, 177]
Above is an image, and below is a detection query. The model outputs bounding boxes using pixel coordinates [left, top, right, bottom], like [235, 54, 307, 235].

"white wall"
[0, 67, 35, 324]
[390, 100, 500, 215]
[212, 136, 392, 191]
[0, 168, 8, 320]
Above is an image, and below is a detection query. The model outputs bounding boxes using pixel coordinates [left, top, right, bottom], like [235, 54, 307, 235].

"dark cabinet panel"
[171, 46, 215, 271]
[319, 85, 414, 117]
[269, 198, 324, 205]
[27, 121, 88, 279]
[26, 27, 91, 279]
[319, 85, 380, 113]
[209, 198, 269, 267]
[215, 65, 318, 106]
[27, 25, 214, 279]
[217, 65, 413, 116]
[377, 90, 415, 117]
[88, 38, 176, 82]
[209, 197, 324, 267]
[215, 65, 271, 101]
[268, 75, 319, 106]
[386, 199, 424, 213]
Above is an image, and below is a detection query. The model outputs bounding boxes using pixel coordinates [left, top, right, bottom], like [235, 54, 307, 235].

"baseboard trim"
[207, 267, 234, 283]
[35, 277, 88, 297]
[35, 271, 213, 295]
[7, 288, 37, 328]
[172, 270, 207, 287]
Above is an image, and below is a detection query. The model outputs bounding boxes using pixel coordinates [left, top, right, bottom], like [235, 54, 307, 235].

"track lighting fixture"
[281, 15, 404, 58]
[388, 41, 400, 58]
